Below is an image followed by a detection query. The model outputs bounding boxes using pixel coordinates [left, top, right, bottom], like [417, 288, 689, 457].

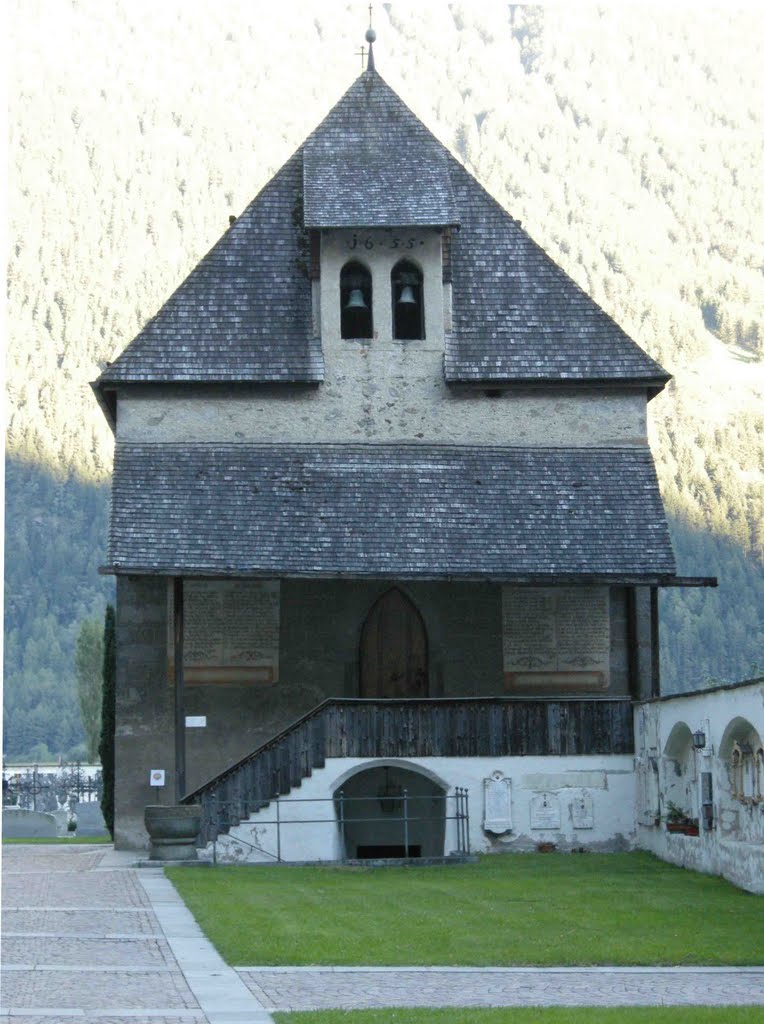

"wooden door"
[359, 589, 428, 698]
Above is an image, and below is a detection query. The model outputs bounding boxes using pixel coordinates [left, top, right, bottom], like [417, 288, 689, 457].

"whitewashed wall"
[203, 753, 636, 864]
[635, 679, 764, 894]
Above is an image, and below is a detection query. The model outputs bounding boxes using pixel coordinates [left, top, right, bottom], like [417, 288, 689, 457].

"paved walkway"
[2, 845, 763, 1019]
[240, 965, 764, 1011]
[0, 844, 273, 1023]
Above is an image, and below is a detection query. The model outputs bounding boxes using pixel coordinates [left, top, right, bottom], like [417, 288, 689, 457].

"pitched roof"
[444, 160, 669, 386]
[96, 155, 323, 387]
[108, 442, 676, 580]
[302, 73, 458, 228]
[95, 68, 668, 393]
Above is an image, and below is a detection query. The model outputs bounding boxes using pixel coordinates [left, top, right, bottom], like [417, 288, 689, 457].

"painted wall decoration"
[502, 586, 610, 692]
[168, 580, 280, 685]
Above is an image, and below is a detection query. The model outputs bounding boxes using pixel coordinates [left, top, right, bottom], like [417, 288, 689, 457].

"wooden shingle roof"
[95, 68, 668, 393]
[445, 160, 669, 386]
[96, 155, 323, 388]
[108, 442, 676, 580]
[303, 72, 458, 228]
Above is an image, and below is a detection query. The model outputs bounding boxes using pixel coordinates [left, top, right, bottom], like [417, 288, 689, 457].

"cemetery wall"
[635, 679, 764, 893]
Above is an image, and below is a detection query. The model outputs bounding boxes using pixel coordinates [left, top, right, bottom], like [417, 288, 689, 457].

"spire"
[365, 4, 376, 73]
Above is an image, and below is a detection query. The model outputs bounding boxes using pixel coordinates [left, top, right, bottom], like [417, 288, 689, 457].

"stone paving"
[0, 844, 273, 1023]
[239, 965, 764, 1011]
[2, 844, 763, 1020]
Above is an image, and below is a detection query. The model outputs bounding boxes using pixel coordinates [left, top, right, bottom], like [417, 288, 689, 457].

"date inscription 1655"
[347, 234, 425, 251]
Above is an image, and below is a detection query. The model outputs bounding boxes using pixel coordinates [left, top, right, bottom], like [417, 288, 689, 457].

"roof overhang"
[99, 567, 713, 587]
[447, 376, 672, 400]
[91, 380, 116, 432]
[105, 442, 679, 581]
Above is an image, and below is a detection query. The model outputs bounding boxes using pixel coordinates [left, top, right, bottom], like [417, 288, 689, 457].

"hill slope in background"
[5, 2, 763, 757]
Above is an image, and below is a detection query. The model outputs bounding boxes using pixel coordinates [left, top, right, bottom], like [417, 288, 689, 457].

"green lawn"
[166, 852, 763, 967]
[2, 836, 112, 844]
[274, 1011, 764, 1024]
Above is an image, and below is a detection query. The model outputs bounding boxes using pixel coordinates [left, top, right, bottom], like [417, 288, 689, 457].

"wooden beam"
[650, 586, 660, 699]
[173, 576, 186, 801]
[626, 586, 639, 700]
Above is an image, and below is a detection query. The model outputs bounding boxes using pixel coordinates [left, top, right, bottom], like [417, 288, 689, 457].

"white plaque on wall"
[483, 771, 512, 835]
[168, 580, 280, 686]
[636, 756, 661, 826]
[530, 791, 561, 830]
[502, 586, 610, 692]
[571, 790, 594, 829]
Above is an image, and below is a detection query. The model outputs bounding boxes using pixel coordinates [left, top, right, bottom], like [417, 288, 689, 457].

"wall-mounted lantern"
[692, 729, 706, 750]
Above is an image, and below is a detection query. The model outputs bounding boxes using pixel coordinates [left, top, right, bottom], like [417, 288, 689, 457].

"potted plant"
[665, 802, 699, 835]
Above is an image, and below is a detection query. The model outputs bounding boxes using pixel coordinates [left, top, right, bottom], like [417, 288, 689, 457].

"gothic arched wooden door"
[359, 589, 429, 698]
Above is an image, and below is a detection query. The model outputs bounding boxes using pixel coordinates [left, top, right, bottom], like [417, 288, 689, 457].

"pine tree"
[75, 617, 103, 761]
[98, 604, 116, 839]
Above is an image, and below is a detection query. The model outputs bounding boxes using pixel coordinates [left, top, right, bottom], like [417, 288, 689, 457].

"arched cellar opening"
[334, 763, 446, 859]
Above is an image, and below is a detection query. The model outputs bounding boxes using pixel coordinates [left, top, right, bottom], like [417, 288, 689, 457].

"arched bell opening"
[391, 259, 424, 340]
[359, 588, 428, 698]
[334, 763, 446, 859]
[340, 260, 373, 339]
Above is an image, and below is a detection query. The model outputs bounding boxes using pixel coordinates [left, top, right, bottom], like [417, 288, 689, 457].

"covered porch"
[105, 441, 707, 849]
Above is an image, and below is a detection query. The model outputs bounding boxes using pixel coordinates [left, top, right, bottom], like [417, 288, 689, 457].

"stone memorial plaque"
[636, 756, 660, 826]
[169, 580, 280, 685]
[503, 586, 609, 692]
[571, 791, 594, 829]
[530, 791, 561, 830]
[483, 771, 512, 835]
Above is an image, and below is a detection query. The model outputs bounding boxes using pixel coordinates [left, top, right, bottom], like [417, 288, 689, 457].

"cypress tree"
[99, 604, 116, 839]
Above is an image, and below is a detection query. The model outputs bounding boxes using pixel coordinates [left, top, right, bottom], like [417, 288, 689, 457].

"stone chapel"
[93, 47, 715, 860]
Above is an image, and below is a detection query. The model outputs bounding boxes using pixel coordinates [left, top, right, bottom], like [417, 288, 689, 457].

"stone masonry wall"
[116, 576, 635, 847]
[114, 576, 173, 850]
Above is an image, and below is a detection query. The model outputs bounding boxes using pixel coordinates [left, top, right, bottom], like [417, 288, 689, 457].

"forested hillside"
[5, 2, 763, 758]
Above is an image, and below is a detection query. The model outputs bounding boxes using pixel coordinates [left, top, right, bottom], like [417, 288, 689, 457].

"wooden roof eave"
[98, 566, 715, 588]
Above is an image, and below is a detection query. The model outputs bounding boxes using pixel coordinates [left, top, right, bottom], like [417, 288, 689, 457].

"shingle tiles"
[303, 73, 458, 228]
[95, 69, 668, 391]
[109, 443, 676, 578]
[97, 157, 323, 385]
[444, 159, 668, 384]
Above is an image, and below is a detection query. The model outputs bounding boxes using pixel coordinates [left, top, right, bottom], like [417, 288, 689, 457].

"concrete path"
[0, 843, 273, 1023]
[239, 964, 764, 1011]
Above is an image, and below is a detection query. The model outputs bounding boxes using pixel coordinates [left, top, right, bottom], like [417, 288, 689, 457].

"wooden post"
[650, 586, 660, 698]
[626, 587, 639, 699]
[173, 577, 186, 801]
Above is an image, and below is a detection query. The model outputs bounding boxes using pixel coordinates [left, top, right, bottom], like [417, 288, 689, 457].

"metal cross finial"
[365, 4, 376, 72]
[355, 5, 376, 72]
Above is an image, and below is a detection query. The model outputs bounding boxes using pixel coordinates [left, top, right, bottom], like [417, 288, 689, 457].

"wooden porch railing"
[183, 697, 634, 847]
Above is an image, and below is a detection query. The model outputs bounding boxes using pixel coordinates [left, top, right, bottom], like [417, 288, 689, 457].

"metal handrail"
[207, 787, 471, 864]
